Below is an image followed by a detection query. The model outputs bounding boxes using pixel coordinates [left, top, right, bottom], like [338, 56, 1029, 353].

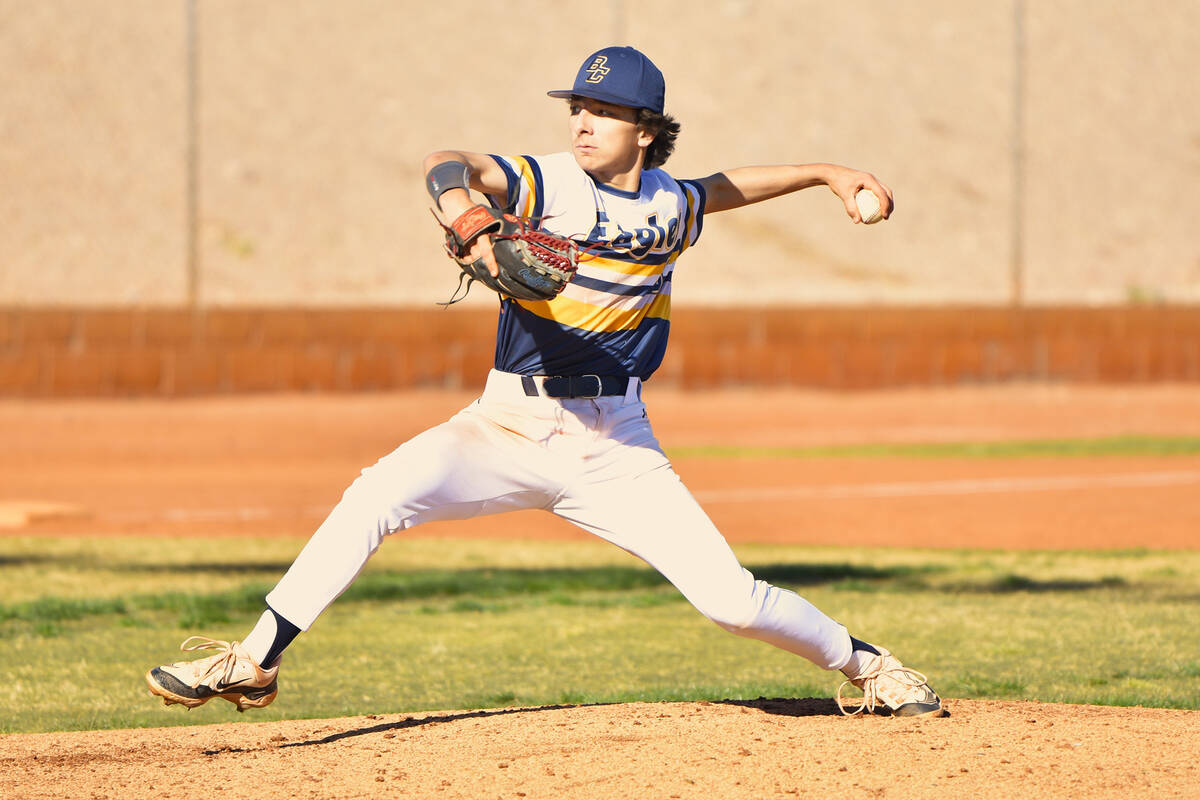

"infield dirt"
[4, 699, 1198, 800]
[2, 384, 1199, 798]
[4, 383, 1200, 548]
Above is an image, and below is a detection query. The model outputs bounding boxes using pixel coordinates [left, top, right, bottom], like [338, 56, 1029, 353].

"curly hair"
[638, 109, 680, 170]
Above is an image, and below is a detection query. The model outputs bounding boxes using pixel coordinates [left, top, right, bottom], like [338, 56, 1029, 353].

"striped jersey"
[486, 152, 706, 380]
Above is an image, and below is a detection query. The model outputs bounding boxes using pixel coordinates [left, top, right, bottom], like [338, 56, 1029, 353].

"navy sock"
[850, 636, 880, 655]
[262, 607, 301, 668]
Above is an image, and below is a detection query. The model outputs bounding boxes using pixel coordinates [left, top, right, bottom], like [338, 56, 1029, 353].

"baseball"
[855, 188, 884, 224]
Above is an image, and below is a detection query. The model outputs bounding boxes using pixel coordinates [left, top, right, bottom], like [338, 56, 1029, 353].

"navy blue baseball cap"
[547, 46, 665, 114]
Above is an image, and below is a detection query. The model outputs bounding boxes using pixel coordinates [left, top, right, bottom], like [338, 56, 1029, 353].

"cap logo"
[584, 56, 610, 84]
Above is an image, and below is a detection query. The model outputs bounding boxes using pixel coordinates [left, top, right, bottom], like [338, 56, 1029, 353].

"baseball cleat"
[836, 646, 946, 717]
[146, 636, 279, 712]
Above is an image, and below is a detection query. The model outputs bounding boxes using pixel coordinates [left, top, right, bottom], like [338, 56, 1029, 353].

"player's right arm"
[696, 163, 893, 223]
[422, 150, 510, 275]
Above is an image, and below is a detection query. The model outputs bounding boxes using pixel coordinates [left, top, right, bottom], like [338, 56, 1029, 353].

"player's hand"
[826, 166, 894, 223]
[435, 191, 500, 277]
[461, 233, 500, 278]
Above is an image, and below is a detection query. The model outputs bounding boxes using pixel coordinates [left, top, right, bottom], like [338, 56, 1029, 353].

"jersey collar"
[593, 179, 641, 200]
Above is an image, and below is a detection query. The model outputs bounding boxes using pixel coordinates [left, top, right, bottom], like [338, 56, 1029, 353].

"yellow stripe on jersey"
[579, 253, 673, 277]
[643, 292, 672, 321]
[683, 182, 701, 250]
[510, 156, 538, 219]
[517, 291, 672, 333]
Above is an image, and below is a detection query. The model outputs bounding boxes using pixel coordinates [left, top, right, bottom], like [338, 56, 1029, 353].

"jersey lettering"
[589, 213, 675, 259]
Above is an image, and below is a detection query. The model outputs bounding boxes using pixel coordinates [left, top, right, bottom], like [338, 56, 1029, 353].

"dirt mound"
[4, 699, 1196, 799]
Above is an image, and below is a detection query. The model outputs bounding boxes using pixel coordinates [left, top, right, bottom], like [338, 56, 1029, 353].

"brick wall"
[665, 307, 1200, 389]
[2, 306, 1198, 397]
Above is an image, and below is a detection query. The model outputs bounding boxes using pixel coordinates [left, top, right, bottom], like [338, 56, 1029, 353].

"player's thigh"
[346, 407, 558, 524]
[554, 463, 758, 626]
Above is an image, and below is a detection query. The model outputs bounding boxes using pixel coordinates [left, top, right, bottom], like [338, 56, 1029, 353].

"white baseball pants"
[266, 369, 853, 671]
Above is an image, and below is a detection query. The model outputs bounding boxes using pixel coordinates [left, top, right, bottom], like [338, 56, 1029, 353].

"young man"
[146, 46, 944, 718]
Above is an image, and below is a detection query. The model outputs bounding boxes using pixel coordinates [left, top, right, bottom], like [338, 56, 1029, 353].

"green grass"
[1, 536, 1197, 733]
[667, 435, 1200, 460]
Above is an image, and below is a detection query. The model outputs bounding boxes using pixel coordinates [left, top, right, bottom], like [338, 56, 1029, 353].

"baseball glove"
[437, 205, 580, 304]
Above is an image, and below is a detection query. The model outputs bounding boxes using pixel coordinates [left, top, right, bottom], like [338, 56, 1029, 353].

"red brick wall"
[2, 306, 1198, 396]
[666, 307, 1200, 389]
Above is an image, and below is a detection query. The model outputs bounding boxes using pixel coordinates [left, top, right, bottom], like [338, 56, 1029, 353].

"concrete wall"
[3, 0, 1199, 308]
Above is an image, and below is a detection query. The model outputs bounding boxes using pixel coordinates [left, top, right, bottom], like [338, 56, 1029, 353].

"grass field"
[2, 535, 1197, 734]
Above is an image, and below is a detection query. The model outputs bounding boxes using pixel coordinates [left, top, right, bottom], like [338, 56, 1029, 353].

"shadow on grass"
[0, 562, 1138, 631]
[346, 563, 1128, 600]
[969, 574, 1127, 593]
[342, 562, 945, 604]
[0, 553, 62, 567]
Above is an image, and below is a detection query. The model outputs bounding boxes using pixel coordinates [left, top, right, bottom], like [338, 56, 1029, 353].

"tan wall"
[4, 305, 1198, 396]
[2, 1, 1199, 308]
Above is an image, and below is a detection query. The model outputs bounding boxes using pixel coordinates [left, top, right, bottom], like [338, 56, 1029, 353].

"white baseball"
[855, 188, 884, 224]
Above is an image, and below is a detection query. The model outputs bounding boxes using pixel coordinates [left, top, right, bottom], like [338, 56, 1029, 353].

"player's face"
[568, 97, 654, 182]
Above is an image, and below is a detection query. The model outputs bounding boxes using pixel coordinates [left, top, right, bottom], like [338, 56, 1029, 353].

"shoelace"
[836, 660, 932, 716]
[172, 636, 244, 689]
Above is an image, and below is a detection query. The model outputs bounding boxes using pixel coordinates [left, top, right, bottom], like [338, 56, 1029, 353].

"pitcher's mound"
[3, 699, 1196, 799]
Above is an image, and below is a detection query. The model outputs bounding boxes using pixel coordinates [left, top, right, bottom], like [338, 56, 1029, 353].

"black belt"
[521, 374, 630, 399]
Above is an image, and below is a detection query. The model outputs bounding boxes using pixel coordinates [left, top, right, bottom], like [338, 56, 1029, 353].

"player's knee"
[709, 607, 763, 635]
[695, 583, 767, 635]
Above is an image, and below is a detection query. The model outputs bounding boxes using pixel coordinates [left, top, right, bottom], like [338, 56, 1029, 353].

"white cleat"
[146, 636, 279, 712]
[837, 646, 946, 717]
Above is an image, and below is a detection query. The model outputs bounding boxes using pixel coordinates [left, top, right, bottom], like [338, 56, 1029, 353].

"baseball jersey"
[487, 152, 706, 380]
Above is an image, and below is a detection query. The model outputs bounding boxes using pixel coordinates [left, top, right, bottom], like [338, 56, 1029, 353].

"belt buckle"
[575, 374, 602, 399]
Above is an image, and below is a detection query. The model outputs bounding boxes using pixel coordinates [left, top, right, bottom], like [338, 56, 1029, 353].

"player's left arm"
[422, 150, 512, 277]
[694, 163, 893, 223]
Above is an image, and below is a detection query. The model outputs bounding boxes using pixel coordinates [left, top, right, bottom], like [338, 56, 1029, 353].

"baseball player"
[147, 46, 945, 718]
